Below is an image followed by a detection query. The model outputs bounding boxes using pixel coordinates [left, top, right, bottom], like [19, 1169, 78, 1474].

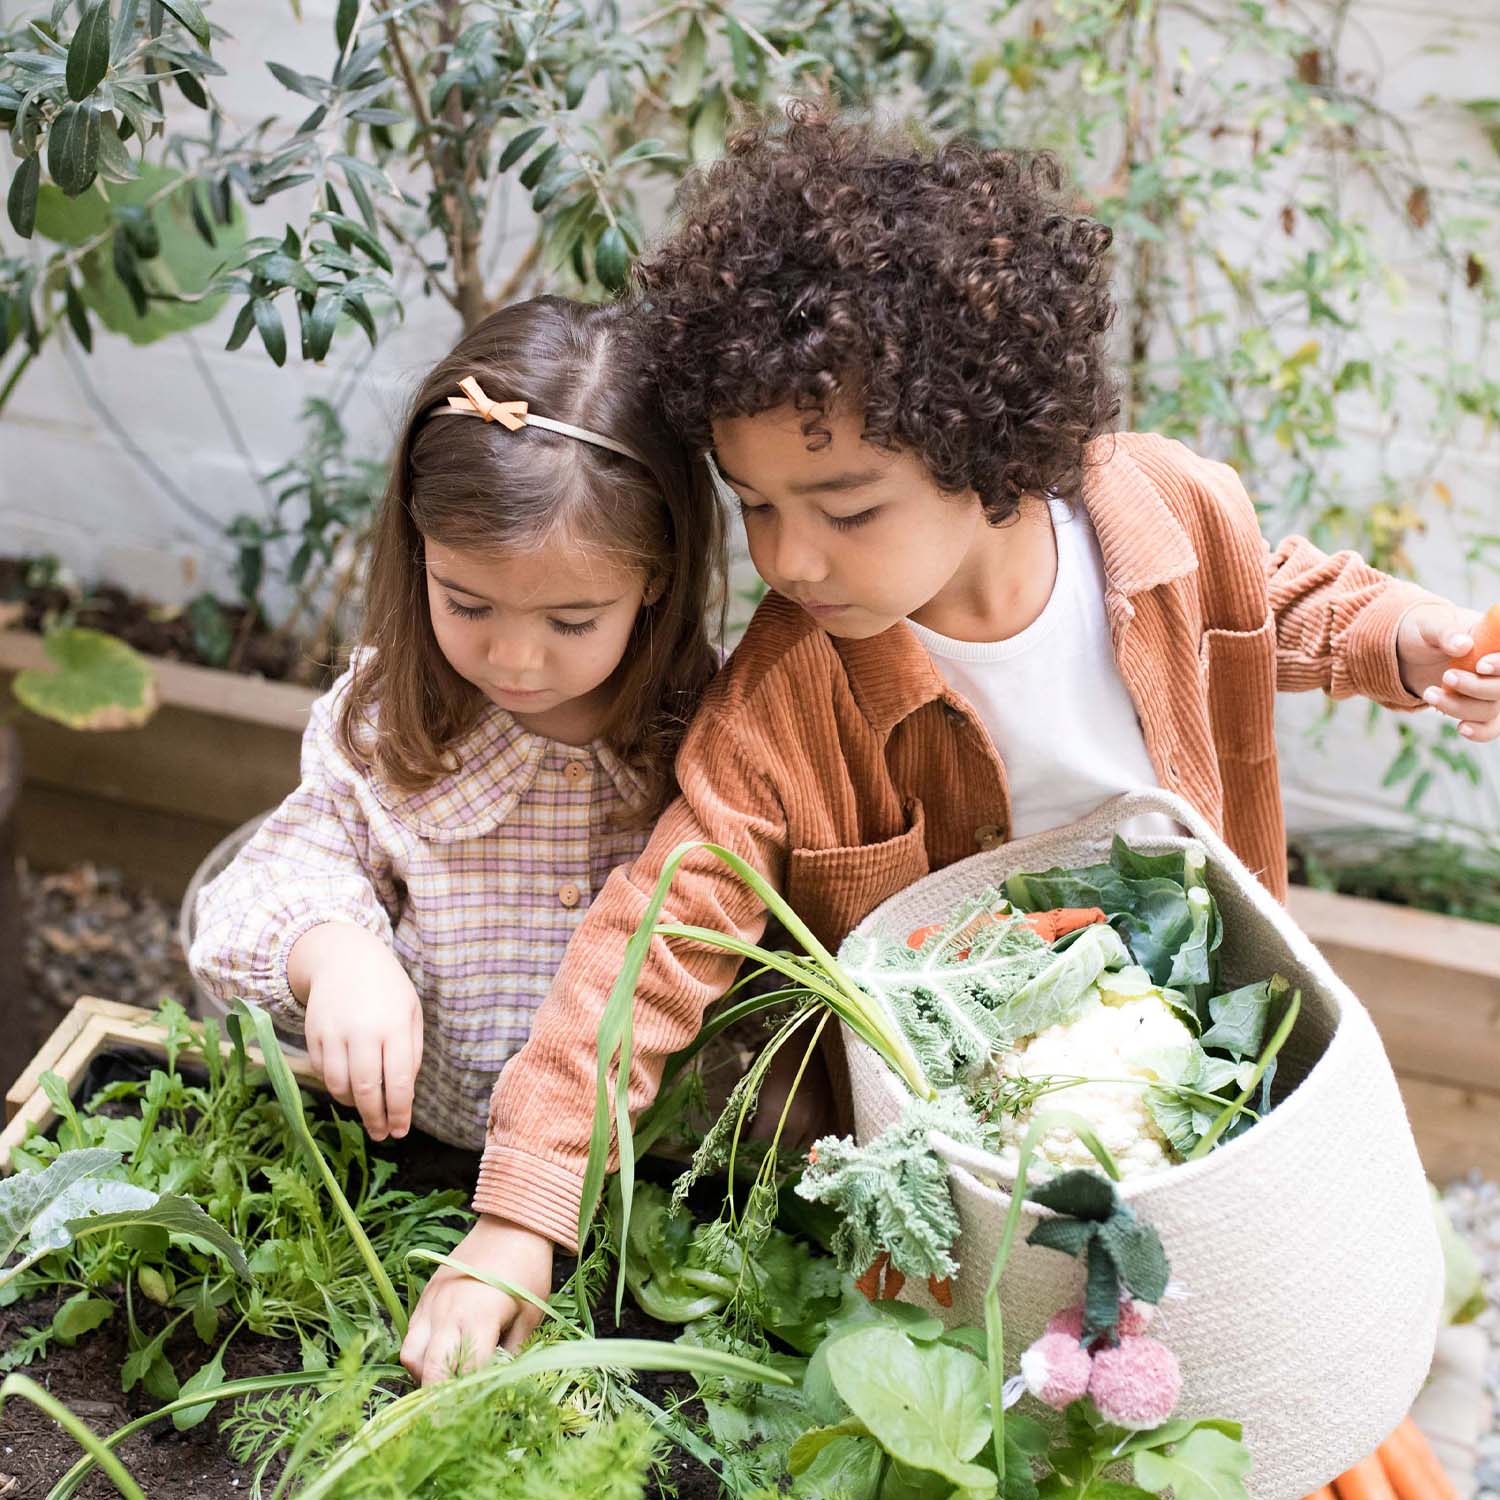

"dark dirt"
[0, 556, 336, 690]
[0, 1288, 304, 1500]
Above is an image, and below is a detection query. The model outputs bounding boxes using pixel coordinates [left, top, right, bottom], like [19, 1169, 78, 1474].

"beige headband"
[437, 375, 648, 467]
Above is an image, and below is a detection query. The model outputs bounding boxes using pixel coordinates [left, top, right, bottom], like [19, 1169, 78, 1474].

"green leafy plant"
[0, 1145, 246, 1292]
[1292, 824, 1500, 926]
[3, 1000, 467, 1409]
[579, 838, 935, 1321]
[9, 625, 158, 729]
[226, 998, 409, 1334]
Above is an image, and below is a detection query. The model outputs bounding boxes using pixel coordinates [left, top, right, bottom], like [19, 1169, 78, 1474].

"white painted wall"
[2, 0, 1497, 834]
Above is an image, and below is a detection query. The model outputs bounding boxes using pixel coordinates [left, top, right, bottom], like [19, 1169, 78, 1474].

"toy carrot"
[1021, 907, 1108, 943]
[1450, 602, 1500, 674]
[855, 1252, 889, 1300]
[1304, 1489, 1337, 1500]
[906, 906, 1107, 952]
[1332, 1453, 1399, 1500]
[1377, 1417, 1456, 1500]
[881, 1264, 907, 1299]
[927, 1273, 954, 1308]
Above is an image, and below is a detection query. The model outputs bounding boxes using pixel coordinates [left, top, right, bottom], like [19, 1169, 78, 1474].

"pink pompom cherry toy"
[1022, 1300, 1178, 1427]
[1086, 1335, 1182, 1430]
[1019, 1331, 1095, 1411]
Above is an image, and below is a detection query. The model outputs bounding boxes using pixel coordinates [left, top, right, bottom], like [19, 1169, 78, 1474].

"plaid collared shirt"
[188, 666, 651, 1149]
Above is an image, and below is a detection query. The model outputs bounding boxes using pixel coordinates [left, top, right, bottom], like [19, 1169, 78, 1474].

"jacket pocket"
[1201, 614, 1278, 763]
[785, 799, 929, 950]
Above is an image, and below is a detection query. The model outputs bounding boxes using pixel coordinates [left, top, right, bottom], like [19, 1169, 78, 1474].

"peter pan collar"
[369, 704, 648, 841]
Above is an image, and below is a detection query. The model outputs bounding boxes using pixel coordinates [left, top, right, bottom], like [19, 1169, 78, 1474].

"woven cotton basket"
[839, 788, 1443, 1500]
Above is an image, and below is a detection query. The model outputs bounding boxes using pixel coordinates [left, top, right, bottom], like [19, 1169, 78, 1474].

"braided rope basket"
[839, 788, 1442, 1500]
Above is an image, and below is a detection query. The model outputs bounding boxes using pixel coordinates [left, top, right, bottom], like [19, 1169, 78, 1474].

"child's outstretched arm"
[1265, 532, 1497, 738]
[402, 713, 787, 1383]
[189, 691, 420, 1140]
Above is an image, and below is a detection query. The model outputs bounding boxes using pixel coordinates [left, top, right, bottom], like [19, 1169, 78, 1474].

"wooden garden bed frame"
[0, 996, 319, 1168]
[0, 628, 317, 900]
[1288, 887, 1500, 1182]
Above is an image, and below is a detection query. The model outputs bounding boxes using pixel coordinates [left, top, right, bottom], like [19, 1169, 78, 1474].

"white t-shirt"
[905, 498, 1177, 842]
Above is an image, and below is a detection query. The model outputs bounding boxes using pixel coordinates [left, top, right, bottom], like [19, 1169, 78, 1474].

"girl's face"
[424, 532, 656, 742]
[711, 404, 988, 640]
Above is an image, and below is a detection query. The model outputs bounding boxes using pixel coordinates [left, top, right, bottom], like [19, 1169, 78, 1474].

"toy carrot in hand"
[1396, 600, 1500, 743]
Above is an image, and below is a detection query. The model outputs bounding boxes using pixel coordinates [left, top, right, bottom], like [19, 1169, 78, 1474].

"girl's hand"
[401, 1215, 555, 1384]
[290, 923, 424, 1141]
[1397, 604, 1500, 744]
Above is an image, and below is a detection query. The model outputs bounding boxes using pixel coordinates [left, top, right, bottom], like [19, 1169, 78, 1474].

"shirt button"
[558, 882, 582, 908]
[563, 760, 589, 784]
[975, 824, 1005, 851]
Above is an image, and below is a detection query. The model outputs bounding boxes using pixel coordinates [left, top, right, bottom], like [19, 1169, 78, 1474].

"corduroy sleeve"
[473, 714, 788, 1249]
[1263, 535, 1442, 709]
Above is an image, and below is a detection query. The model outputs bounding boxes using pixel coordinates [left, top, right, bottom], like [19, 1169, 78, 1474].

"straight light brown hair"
[339, 295, 725, 820]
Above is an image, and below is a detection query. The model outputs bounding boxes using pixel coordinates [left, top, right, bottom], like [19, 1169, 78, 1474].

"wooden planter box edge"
[2, 630, 319, 897]
[2, 997, 320, 1170]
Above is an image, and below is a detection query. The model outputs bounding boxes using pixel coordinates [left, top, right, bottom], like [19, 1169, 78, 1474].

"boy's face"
[712, 404, 987, 639]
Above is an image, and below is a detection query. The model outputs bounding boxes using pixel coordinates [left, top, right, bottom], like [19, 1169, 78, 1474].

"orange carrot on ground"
[1333, 1453, 1399, 1500]
[855, 1252, 889, 1301]
[1302, 1488, 1338, 1500]
[1450, 602, 1500, 674]
[881, 1264, 907, 1300]
[928, 1274, 954, 1308]
[1379, 1418, 1456, 1500]
[1022, 907, 1109, 943]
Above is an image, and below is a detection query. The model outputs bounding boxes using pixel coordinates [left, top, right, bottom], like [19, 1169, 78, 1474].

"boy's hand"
[291, 923, 424, 1141]
[1397, 604, 1500, 743]
[401, 1215, 555, 1384]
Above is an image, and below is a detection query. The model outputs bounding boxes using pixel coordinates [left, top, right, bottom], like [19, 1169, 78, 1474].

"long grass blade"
[983, 1111, 1120, 1485]
[1187, 987, 1301, 1160]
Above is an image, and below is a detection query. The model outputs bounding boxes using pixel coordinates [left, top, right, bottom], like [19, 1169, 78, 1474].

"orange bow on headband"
[438, 374, 647, 466]
[446, 377, 529, 430]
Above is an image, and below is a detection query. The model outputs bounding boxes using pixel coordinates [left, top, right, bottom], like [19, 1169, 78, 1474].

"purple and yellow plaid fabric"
[188, 667, 650, 1149]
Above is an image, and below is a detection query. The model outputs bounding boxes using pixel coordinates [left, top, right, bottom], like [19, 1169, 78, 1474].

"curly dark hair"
[633, 99, 1120, 522]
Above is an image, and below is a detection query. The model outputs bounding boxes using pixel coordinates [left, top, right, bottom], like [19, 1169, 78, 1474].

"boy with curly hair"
[404, 101, 1498, 1387]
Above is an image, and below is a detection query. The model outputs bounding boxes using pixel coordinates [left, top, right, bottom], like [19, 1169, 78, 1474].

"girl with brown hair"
[189, 295, 723, 1159]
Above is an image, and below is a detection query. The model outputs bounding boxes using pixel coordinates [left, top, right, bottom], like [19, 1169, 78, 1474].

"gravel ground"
[1443, 1176, 1500, 1499]
[15, 860, 193, 1063]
